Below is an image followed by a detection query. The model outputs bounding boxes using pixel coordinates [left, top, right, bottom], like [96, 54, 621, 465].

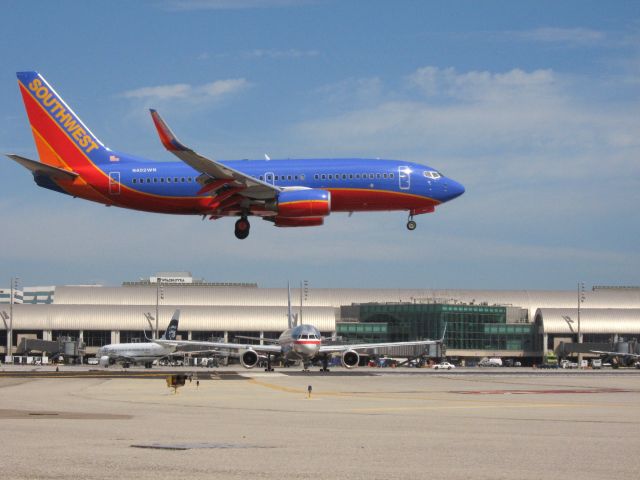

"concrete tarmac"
[1, 367, 639, 479]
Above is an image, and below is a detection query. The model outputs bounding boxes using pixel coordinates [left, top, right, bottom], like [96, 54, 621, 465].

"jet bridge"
[15, 336, 85, 363]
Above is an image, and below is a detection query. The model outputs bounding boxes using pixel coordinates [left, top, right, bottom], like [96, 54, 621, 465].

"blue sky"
[1, 0, 639, 290]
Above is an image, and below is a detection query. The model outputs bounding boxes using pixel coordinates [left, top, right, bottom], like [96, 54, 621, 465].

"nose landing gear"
[407, 214, 417, 231]
[234, 216, 250, 239]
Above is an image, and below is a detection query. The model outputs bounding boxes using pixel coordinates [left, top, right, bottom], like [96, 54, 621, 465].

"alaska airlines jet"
[96, 310, 181, 368]
[9, 72, 464, 239]
[155, 286, 445, 372]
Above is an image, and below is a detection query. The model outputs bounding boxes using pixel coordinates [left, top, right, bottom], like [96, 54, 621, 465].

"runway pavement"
[1, 366, 639, 479]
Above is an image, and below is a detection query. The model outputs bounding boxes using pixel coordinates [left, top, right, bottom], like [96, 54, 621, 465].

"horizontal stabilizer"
[6, 154, 78, 181]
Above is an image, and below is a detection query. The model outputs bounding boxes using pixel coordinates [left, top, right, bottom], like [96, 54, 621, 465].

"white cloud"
[515, 27, 606, 46]
[296, 66, 640, 182]
[120, 78, 250, 102]
[408, 66, 557, 102]
[244, 49, 320, 59]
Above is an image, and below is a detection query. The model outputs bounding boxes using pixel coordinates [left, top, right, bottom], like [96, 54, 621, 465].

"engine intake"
[341, 350, 360, 369]
[240, 349, 260, 369]
[276, 189, 331, 218]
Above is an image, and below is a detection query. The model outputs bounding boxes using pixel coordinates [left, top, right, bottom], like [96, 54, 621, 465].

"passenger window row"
[313, 173, 394, 181]
[258, 174, 305, 181]
[132, 177, 194, 184]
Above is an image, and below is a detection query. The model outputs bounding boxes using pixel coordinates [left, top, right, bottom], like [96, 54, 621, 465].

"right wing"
[233, 335, 280, 344]
[153, 338, 282, 354]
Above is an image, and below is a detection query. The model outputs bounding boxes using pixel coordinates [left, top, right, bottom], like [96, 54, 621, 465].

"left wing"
[149, 109, 280, 201]
[319, 338, 441, 354]
[321, 325, 446, 354]
[590, 350, 640, 358]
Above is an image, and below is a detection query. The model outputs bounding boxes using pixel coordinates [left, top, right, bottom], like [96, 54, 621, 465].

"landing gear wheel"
[234, 217, 250, 239]
[320, 356, 330, 373]
[407, 220, 417, 231]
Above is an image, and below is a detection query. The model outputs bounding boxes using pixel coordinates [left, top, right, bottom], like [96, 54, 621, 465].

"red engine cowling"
[274, 217, 325, 228]
[276, 189, 331, 218]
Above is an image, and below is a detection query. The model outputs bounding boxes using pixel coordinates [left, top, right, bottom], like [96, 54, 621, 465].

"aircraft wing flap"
[6, 154, 78, 181]
[149, 110, 280, 198]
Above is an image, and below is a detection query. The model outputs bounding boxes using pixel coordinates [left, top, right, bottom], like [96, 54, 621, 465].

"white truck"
[479, 358, 503, 367]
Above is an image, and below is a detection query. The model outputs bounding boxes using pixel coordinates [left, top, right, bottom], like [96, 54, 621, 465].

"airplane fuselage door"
[109, 172, 121, 195]
[398, 166, 410, 190]
[264, 172, 275, 185]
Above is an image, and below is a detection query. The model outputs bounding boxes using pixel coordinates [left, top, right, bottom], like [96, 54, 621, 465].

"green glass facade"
[339, 303, 535, 352]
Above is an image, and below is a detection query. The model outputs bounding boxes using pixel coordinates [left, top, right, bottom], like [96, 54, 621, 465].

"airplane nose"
[446, 179, 465, 200]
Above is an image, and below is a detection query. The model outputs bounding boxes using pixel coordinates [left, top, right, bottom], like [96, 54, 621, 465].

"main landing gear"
[264, 354, 274, 372]
[319, 355, 330, 373]
[234, 216, 250, 239]
[407, 214, 417, 231]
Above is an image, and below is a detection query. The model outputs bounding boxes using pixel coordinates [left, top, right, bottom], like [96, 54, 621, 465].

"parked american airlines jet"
[155, 286, 445, 372]
[9, 72, 464, 239]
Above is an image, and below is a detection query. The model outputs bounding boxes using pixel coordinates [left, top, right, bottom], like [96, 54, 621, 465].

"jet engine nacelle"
[341, 350, 360, 369]
[275, 189, 331, 218]
[274, 216, 324, 228]
[99, 356, 110, 367]
[240, 349, 260, 369]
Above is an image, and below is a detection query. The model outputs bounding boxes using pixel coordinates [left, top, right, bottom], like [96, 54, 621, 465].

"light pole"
[577, 281, 585, 366]
[155, 282, 164, 339]
[8, 277, 20, 362]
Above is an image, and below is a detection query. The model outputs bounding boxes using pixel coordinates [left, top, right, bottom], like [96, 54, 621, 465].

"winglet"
[149, 109, 188, 152]
[439, 323, 447, 342]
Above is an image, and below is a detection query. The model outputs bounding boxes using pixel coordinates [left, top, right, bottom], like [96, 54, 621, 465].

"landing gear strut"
[264, 354, 274, 372]
[407, 214, 417, 231]
[320, 355, 330, 373]
[235, 216, 250, 239]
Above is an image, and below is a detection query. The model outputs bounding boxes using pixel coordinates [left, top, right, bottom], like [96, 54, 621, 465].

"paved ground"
[1, 366, 639, 479]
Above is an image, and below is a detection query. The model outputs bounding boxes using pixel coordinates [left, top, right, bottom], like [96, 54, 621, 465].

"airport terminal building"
[2, 273, 640, 363]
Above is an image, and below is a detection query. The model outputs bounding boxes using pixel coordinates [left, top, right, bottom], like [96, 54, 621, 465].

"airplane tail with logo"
[161, 310, 181, 340]
[14, 72, 116, 168]
[8, 71, 122, 203]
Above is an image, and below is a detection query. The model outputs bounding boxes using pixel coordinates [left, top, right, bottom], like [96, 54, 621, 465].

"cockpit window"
[423, 171, 441, 179]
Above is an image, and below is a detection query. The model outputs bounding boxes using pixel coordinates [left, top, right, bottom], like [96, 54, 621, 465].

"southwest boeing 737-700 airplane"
[8, 72, 464, 239]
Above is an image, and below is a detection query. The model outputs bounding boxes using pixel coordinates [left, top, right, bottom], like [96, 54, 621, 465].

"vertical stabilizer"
[287, 283, 294, 329]
[162, 310, 180, 340]
[15, 71, 112, 171]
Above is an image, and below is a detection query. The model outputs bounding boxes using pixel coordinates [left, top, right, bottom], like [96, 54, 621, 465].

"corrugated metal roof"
[53, 286, 640, 320]
[535, 308, 640, 334]
[8, 305, 337, 332]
